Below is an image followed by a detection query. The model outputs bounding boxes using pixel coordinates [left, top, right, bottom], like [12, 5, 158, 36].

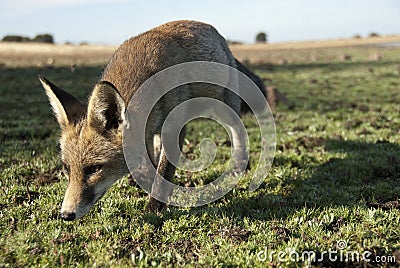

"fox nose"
[60, 212, 76, 221]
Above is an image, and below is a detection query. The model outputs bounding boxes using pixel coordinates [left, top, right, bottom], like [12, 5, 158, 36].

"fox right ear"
[87, 81, 125, 133]
[39, 76, 85, 129]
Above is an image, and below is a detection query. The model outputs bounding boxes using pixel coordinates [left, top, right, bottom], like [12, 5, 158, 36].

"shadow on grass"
[297, 139, 400, 206]
[149, 139, 400, 224]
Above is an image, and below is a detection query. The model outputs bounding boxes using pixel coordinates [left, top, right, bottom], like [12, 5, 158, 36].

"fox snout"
[59, 160, 122, 221]
[60, 173, 114, 220]
[60, 181, 94, 221]
[60, 176, 117, 220]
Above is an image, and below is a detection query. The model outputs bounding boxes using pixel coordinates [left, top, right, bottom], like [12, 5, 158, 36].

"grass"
[1, 46, 400, 267]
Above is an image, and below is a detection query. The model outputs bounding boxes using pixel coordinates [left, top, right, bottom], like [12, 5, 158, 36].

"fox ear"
[39, 76, 85, 129]
[87, 81, 125, 133]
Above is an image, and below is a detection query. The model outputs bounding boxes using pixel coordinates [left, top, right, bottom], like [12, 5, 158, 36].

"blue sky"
[0, 0, 399, 45]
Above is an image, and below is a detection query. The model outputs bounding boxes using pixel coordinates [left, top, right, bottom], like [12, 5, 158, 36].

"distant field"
[233, 35, 400, 50]
[231, 35, 400, 64]
[0, 35, 399, 67]
[0, 43, 115, 67]
[0, 38, 400, 267]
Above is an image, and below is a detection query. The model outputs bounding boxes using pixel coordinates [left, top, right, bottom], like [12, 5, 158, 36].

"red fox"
[39, 20, 265, 220]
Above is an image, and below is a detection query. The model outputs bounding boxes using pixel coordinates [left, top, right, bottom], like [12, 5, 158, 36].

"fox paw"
[146, 197, 165, 213]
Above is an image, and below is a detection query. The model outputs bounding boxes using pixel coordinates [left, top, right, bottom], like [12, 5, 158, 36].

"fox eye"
[84, 164, 103, 176]
[62, 161, 70, 175]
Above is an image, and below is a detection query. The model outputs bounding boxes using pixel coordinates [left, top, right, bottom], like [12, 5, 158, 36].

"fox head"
[39, 76, 129, 221]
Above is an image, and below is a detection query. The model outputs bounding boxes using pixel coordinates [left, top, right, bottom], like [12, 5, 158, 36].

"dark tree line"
[2, 34, 54, 44]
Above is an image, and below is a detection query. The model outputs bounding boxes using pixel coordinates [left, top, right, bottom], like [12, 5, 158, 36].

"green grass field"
[1, 46, 400, 267]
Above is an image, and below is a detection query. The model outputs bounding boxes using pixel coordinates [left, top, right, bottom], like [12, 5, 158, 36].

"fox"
[39, 20, 267, 221]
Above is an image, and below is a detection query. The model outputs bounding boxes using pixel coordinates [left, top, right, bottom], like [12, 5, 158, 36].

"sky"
[0, 0, 399, 45]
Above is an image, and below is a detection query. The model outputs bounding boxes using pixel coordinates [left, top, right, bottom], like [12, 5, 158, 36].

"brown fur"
[40, 20, 265, 220]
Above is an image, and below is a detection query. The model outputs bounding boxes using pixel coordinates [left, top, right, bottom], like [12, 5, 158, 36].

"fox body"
[40, 20, 264, 220]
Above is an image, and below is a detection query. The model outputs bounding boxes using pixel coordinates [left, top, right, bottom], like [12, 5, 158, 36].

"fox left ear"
[38, 76, 85, 129]
[87, 81, 126, 133]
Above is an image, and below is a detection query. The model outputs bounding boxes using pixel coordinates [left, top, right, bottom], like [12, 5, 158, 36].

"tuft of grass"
[1, 46, 400, 267]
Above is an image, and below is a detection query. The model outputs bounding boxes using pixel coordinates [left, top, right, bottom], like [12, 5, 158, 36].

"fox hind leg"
[222, 93, 250, 172]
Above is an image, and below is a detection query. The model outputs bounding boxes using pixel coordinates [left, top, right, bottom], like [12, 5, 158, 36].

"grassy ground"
[0, 45, 400, 267]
